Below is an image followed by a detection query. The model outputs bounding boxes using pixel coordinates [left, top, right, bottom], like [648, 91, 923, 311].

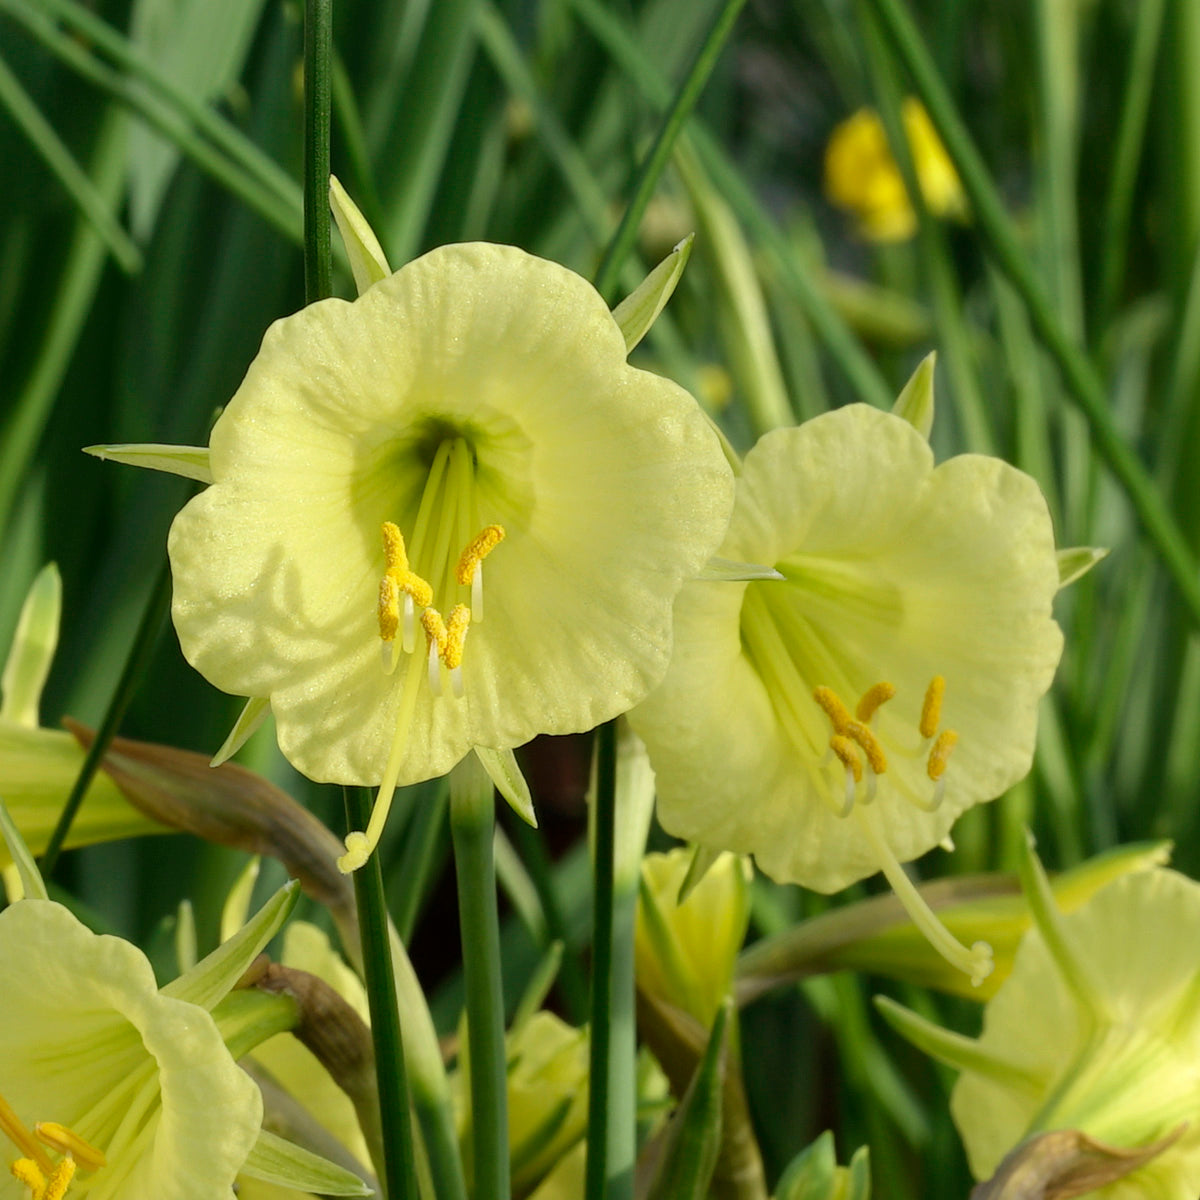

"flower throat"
[339, 436, 505, 874]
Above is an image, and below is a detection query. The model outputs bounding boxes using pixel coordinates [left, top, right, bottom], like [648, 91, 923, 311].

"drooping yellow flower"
[630, 403, 1062, 983]
[824, 99, 965, 242]
[880, 846, 1200, 1199]
[162, 243, 733, 868]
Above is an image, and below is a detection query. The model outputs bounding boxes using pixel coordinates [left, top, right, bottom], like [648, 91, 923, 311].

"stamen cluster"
[814, 675, 959, 817]
[1, 1092, 105, 1200]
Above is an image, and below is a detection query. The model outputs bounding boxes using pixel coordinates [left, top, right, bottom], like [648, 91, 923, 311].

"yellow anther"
[381, 521, 409, 572]
[422, 607, 448, 658]
[391, 570, 433, 609]
[813, 686, 853, 735]
[42, 1158, 75, 1200]
[846, 720, 888, 774]
[829, 735, 862, 782]
[920, 675, 946, 739]
[35, 1125, 104, 1172]
[855, 681, 896, 723]
[455, 524, 505, 585]
[927, 729, 958, 781]
[378, 576, 400, 642]
[443, 604, 471, 670]
[0, 1094, 51, 1174]
[11, 1158, 45, 1195]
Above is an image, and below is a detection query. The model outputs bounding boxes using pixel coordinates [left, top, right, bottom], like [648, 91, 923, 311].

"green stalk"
[304, 0, 333, 305]
[1094, 0, 1166, 333]
[449, 755, 510, 1200]
[344, 788, 420, 1200]
[863, 0, 1200, 629]
[584, 719, 618, 1200]
[591, 0, 749, 301]
[39, 561, 171, 875]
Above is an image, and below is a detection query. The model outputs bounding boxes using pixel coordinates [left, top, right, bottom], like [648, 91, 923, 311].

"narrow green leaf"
[645, 1000, 730, 1200]
[0, 52, 141, 272]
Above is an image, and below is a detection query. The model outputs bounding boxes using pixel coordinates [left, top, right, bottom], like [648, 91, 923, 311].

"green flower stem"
[863, 0, 1200, 630]
[591, 0, 749, 301]
[304, 0, 333, 305]
[39, 560, 171, 876]
[344, 786, 420, 1200]
[584, 719, 619, 1200]
[449, 755, 510, 1200]
[1094, 0, 1165, 334]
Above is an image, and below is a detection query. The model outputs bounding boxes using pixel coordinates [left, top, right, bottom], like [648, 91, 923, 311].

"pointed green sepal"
[211, 696, 271, 766]
[511, 940, 564, 1033]
[175, 898, 197, 973]
[84, 443, 213, 483]
[164, 878, 299, 1009]
[220, 854, 261, 943]
[330, 174, 390, 296]
[611, 233, 694, 354]
[775, 1130, 872, 1200]
[241, 1127, 373, 1196]
[0, 795, 48, 900]
[1, 563, 61, 729]
[1016, 831, 1108, 1024]
[475, 744, 536, 827]
[678, 842, 723, 903]
[874, 995, 1044, 1093]
[696, 557, 783, 583]
[1056, 546, 1109, 590]
[645, 998, 730, 1200]
[891, 351, 936, 439]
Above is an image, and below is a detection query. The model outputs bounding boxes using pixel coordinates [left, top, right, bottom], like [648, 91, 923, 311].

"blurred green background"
[3, 0, 1199, 1194]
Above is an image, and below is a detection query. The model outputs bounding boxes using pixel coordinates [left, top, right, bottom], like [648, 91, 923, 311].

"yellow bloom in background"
[454, 1010, 589, 1199]
[824, 99, 965, 241]
[630, 403, 1062, 982]
[164, 243, 733, 868]
[881, 848, 1200, 1199]
[635, 848, 751, 1027]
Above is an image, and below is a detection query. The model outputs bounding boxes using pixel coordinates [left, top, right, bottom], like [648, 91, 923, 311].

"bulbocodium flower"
[631, 402, 1063, 983]
[159, 241, 733, 868]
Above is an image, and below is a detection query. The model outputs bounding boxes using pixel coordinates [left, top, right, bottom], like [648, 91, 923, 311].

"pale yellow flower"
[631, 403, 1062, 982]
[881, 849, 1200, 1199]
[163, 243, 732, 868]
[0, 899, 262, 1200]
[824, 99, 965, 242]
